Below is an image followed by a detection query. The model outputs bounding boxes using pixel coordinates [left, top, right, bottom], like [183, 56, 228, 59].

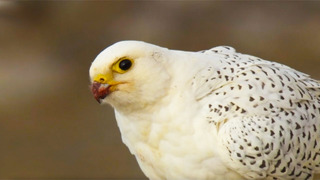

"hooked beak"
[91, 73, 124, 103]
[91, 82, 111, 103]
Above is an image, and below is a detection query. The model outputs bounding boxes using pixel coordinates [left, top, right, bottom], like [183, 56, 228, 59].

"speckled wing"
[193, 46, 320, 179]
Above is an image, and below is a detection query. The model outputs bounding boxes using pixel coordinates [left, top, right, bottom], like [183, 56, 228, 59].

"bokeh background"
[1, 1, 320, 179]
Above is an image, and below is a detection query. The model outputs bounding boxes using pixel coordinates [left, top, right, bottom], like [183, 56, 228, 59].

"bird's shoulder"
[192, 46, 320, 102]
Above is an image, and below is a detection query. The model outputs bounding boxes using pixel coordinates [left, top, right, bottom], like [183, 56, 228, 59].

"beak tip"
[91, 82, 109, 104]
[94, 96, 102, 104]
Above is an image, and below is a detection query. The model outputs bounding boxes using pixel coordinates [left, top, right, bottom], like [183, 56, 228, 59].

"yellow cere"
[93, 73, 123, 91]
[93, 73, 113, 84]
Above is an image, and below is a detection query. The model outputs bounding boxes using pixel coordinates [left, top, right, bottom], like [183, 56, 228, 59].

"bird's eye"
[112, 58, 134, 74]
[119, 59, 132, 70]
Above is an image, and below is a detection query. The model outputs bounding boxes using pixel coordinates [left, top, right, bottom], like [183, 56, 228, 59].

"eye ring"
[119, 59, 132, 71]
[112, 58, 134, 74]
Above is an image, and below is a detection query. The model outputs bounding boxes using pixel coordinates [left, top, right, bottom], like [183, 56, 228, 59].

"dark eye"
[119, 59, 132, 70]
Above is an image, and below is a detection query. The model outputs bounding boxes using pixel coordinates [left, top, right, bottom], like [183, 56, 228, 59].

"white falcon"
[89, 41, 320, 180]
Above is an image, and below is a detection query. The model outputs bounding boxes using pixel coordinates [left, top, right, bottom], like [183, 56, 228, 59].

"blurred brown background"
[0, 1, 319, 179]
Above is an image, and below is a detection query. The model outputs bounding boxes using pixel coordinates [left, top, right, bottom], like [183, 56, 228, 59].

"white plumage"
[89, 41, 320, 180]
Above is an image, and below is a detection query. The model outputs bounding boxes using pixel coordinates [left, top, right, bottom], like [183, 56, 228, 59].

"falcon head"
[89, 41, 171, 111]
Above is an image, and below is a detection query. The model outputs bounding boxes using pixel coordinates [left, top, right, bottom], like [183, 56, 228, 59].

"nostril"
[99, 77, 105, 82]
[94, 74, 107, 83]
